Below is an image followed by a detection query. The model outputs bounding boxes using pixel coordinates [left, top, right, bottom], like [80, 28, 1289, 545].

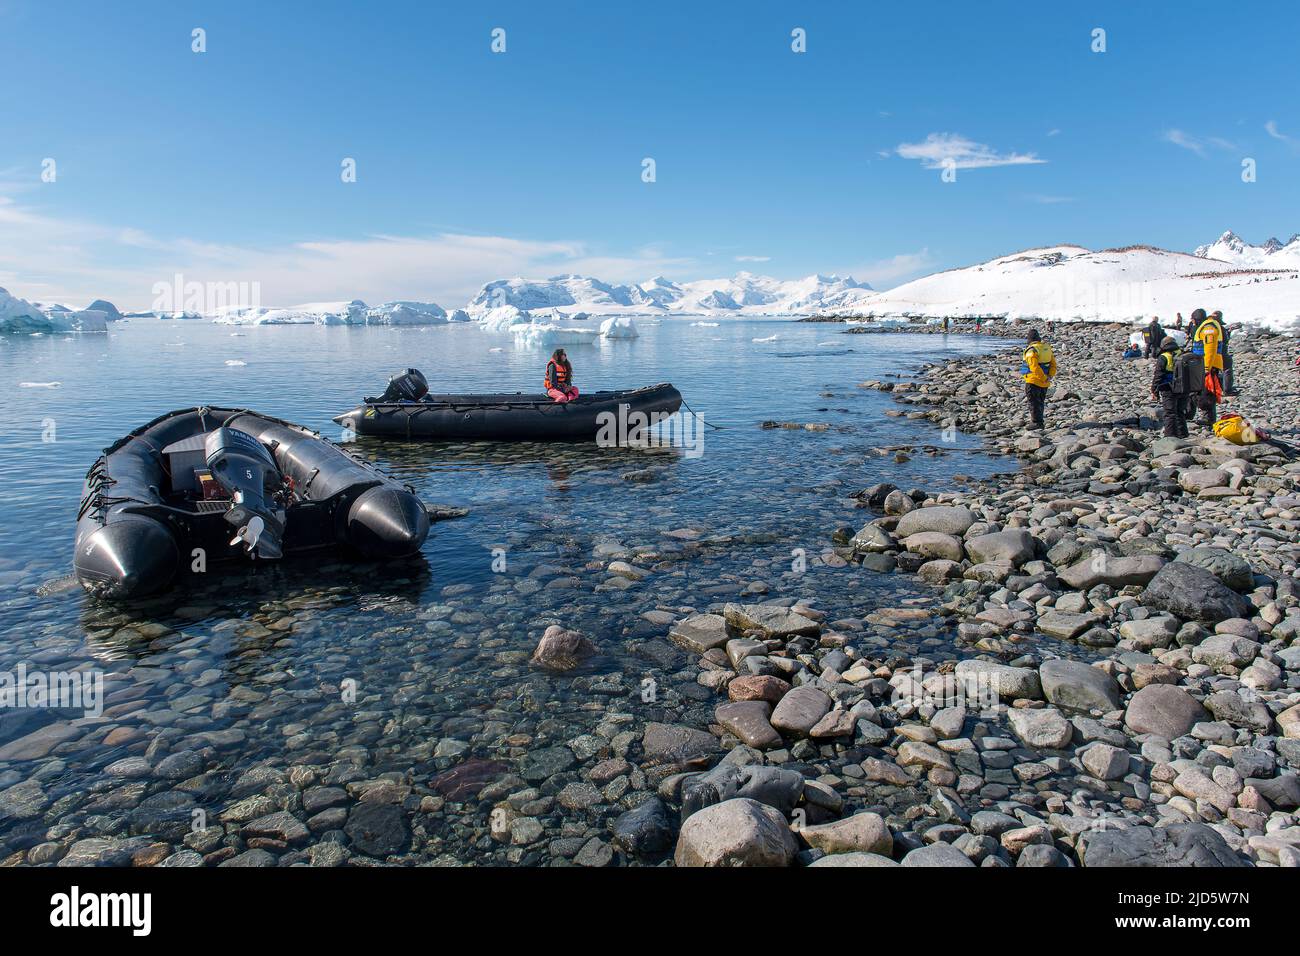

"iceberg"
[364, 301, 448, 326]
[1, 288, 108, 334]
[598, 316, 639, 339]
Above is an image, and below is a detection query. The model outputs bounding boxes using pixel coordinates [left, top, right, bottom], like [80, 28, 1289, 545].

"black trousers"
[1198, 369, 1222, 424]
[1159, 388, 1187, 437]
[1025, 383, 1047, 428]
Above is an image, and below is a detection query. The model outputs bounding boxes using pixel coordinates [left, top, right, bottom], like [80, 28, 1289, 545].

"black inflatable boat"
[74, 407, 430, 600]
[334, 369, 684, 442]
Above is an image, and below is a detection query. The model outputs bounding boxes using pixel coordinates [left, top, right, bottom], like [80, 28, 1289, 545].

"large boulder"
[964, 529, 1036, 567]
[1174, 547, 1254, 593]
[1141, 562, 1252, 623]
[673, 798, 798, 867]
[1039, 659, 1121, 712]
[1123, 684, 1208, 739]
[902, 531, 964, 562]
[1080, 823, 1244, 867]
[895, 505, 975, 538]
[1057, 552, 1166, 591]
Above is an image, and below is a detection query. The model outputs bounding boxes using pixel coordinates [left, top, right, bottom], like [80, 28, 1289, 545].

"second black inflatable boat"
[74, 407, 430, 600]
[334, 370, 684, 442]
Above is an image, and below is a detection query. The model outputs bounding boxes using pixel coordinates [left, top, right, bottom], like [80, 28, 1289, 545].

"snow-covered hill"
[849, 244, 1300, 331]
[1194, 229, 1300, 270]
[466, 272, 874, 318]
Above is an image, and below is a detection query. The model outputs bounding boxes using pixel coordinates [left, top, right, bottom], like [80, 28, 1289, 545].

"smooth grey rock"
[1174, 547, 1254, 593]
[770, 685, 832, 737]
[1142, 562, 1252, 624]
[1039, 659, 1121, 712]
[895, 505, 976, 537]
[1081, 823, 1245, 867]
[1124, 684, 1208, 739]
[964, 530, 1036, 567]
[673, 798, 798, 867]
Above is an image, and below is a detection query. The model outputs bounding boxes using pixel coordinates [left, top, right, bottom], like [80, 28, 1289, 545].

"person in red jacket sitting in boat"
[545, 348, 579, 403]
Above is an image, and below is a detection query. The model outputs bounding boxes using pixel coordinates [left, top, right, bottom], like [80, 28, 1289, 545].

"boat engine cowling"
[374, 368, 428, 403]
[203, 427, 286, 559]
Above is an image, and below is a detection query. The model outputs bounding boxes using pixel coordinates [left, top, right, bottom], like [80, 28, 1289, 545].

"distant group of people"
[1017, 309, 1235, 436]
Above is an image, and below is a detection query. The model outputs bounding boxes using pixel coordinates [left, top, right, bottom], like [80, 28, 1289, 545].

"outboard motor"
[203, 427, 287, 559]
[374, 368, 428, 403]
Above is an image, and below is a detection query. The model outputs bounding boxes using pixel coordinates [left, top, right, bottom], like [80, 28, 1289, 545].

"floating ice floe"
[752, 334, 778, 343]
[510, 323, 601, 350]
[224, 360, 247, 367]
[19, 381, 61, 388]
[690, 321, 719, 327]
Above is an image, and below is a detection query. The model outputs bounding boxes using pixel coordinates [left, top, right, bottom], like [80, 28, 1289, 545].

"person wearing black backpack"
[1151, 336, 1188, 438]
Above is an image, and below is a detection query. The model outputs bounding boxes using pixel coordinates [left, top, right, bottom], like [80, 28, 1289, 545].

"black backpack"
[1173, 351, 1204, 395]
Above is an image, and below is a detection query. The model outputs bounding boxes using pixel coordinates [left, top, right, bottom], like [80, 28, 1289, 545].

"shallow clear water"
[0, 318, 1009, 863]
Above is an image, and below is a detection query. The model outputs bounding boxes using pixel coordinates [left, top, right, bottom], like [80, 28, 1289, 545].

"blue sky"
[2, 0, 1298, 308]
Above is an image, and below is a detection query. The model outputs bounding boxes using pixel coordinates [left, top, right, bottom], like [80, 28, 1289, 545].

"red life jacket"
[545, 360, 570, 390]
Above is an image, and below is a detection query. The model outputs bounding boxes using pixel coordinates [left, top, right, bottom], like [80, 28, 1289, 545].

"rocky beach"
[663, 321, 1300, 867]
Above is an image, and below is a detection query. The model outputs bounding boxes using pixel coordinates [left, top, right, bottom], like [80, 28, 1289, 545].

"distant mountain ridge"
[1193, 229, 1300, 269]
[466, 271, 875, 318]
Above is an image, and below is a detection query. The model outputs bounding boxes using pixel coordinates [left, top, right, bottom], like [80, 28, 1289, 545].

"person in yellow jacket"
[1020, 329, 1057, 429]
[1191, 308, 1225, 424]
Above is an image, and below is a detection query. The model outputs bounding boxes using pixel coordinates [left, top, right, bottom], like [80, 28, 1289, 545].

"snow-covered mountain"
[852, 244, 1300, 330]
[1194, 229, 1300, 270]
[465, 272, 874, 318]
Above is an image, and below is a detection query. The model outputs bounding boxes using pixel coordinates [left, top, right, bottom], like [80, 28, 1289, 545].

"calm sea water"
[0, 317, 1009, 864]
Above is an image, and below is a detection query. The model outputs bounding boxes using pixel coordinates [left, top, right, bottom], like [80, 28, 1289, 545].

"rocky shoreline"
[655, 322, 1299, 867]
[3, 323, 1296, 869]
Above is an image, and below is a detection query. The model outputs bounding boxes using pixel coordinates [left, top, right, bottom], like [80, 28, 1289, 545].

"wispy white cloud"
[1162, 128, 1238, 156]
[1025, 193, 1076, 205]
[0, 191, 697, 309]
[1046, 128, 1061, 137]
[1265, 119, 1298, 152]
[896, 133, 1046, 170]
[734, 255, 770, 263]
